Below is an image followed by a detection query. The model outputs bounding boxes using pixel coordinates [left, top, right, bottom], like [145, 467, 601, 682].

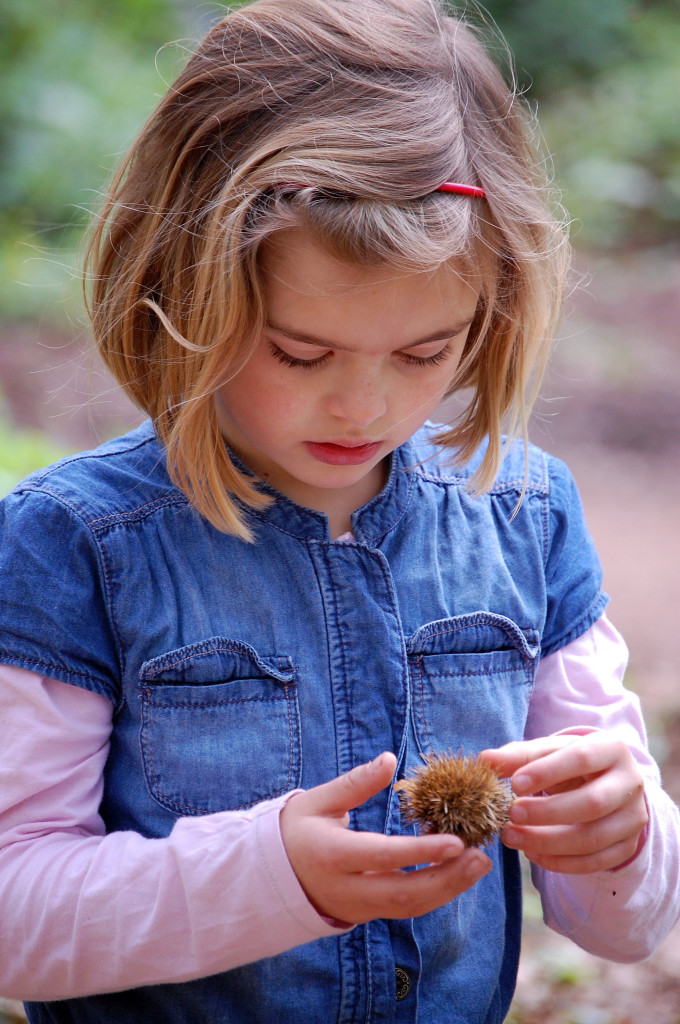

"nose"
[325, 369, 388, 427]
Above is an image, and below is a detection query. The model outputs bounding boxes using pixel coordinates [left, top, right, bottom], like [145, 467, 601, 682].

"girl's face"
[217, 227, 479, 534]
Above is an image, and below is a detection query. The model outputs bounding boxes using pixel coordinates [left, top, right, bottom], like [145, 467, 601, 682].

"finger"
[316, 827, 465, 874]
[508, 832, 643, 875]
[509, 773, 646, 827]
[509, 738, 632, 797]
[301, 752, 398, 817]
[375, 849, 492, 918]
[502, 806, 646, 864]
[345, 848, 493, 921]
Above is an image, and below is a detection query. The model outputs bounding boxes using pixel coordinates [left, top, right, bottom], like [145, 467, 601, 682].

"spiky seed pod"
[395, 751, 513, 848]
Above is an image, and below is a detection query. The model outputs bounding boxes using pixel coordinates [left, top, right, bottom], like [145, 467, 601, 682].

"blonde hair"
[85, 0, 569, 539]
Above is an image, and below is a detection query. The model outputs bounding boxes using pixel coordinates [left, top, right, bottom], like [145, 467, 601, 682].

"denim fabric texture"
[0, 421, 607, 1024]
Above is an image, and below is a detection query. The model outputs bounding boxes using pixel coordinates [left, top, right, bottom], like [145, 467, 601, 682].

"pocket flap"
[138, 637, 300, 815]
[406, 612, 539, 660]
[140, 636, 295, 685]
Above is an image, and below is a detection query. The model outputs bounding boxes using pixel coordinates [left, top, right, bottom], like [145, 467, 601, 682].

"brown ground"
[0, 246, 679, 1023]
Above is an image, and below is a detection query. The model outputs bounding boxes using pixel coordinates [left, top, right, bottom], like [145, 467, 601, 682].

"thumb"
[306, 752, 398, 817]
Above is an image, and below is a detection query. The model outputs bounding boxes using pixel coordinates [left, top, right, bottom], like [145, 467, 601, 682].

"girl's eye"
[268, 338, 454, 369]
[398, 344, 452, 367]
[268, 342, 331, 370]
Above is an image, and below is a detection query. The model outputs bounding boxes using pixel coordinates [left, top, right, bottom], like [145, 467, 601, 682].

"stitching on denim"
[371, 544, 413, 779]
[415, 655, 434, 752]
[284, 684, 298, 794]
[304, 544, 347, 789]
[541, 450, 551, 568]
[7, 488, 125, 703]
[140, 693, 166, 805]
[14, 483, 125, 700]
[410, 656, 534, 755]
[21, 485, 184, 535]
[414, 667, 528, 679]
[21, 484, 90, 524]
[95, 535, 126, 696]
[140, 685, 299, 814]
[0, 650, 117, 701]
[364, 920, 374, 1022]
[143, 643, 294, 681]
[541, 592, 610, 658]
[247, 453, 416, 544]
[248, 507, 326, 541]
[141, 638, 295, 680]
[147, 694, 292, 709]
[356, 462, 416, 543]
[414, 470, 549, 497]
[320, 544, 355, 770]
[88, 494, 189, 530]
[406, 653, 424, 760]
[415, 616, 519, 638]
[305, 543, 338, 722]
[277, 653, 298, 675]
[410, 614, 538, 657]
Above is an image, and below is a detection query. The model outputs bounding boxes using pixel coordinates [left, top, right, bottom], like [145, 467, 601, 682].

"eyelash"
[268, 343, 330, 370]
[268, 342, 452, 370]
[399, 345, 452, 367]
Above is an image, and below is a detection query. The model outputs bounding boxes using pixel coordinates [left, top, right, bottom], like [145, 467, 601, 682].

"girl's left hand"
[480, 732, 649, 874]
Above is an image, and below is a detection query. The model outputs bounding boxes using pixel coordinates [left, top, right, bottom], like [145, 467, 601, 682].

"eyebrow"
[266, 320, 474, 351]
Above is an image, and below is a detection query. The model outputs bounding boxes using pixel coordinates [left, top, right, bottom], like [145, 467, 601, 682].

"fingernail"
[513, 774, 532, 795]
[502, 828, 520, 848]
[510, 804, 527, 824]
[441, 843, 462, 860]
[466, 855, 491, 881]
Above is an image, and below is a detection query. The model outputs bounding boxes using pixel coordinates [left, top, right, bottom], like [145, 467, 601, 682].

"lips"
[304, 440, 383, 465]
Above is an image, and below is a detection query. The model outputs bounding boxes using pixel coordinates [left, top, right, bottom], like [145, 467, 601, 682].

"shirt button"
[395, 966, 411, 1001]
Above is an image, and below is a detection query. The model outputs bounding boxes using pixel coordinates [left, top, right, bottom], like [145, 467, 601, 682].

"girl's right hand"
[279, 752, 492, 925]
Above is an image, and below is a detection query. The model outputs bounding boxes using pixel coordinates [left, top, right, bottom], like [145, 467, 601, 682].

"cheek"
[398, 372, 455, 420]
[259, 382, 310, 426]
[231, 375, 308, 438]
[222, 361, 291, 424]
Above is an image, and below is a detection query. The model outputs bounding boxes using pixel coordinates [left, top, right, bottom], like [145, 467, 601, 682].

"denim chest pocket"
[139, 638, 301, 816]
[406, 612, 540, 758]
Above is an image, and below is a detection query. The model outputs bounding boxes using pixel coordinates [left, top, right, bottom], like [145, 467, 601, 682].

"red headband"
[271, 181, 486, 198]
[436, 181, 486, 198]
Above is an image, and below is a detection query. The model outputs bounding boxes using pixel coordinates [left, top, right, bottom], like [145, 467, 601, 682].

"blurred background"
[0, 1, 679, 1021]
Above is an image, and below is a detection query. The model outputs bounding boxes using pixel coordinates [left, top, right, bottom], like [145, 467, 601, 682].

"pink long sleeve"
[0, 668, 346, 1002]
[1, 617, 679, 1002]
[526, 614, 680, 961]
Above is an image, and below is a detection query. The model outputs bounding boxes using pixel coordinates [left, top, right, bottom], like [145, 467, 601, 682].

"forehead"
[260, 228, 480, 333]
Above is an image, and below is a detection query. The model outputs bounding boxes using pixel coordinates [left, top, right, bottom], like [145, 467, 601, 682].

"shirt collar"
[239, 439, 417, 545]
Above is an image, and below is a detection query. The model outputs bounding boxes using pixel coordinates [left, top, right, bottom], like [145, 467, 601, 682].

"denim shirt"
[0, 421, 606, 1024]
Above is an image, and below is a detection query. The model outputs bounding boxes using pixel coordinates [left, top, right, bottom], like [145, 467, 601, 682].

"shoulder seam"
[413, 467, 550, 496]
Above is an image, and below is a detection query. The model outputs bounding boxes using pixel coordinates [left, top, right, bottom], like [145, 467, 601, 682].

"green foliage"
[483, 0, 641, 97]
[0, 0, 189, 228]
[0, 0, 193, 321]
[540, 6, 680, 246]
[0, 0, 678, 326]
[484, 0, 680, 247]
[0, 408, 72, 497]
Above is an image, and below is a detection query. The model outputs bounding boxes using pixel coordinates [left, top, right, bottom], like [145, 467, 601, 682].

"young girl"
[1, 1, 678, 1021]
